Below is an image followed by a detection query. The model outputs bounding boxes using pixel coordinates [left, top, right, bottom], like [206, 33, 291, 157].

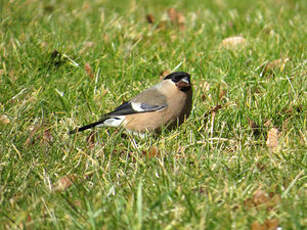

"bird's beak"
[180, 77, 190, 85]
[175, 77, 191, 90]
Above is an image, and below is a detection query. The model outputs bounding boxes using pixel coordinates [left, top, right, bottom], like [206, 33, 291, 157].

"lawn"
[0, 0, 306, 229]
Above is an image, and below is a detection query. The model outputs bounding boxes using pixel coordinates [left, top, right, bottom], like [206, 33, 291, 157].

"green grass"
[0, 0, 306, 229]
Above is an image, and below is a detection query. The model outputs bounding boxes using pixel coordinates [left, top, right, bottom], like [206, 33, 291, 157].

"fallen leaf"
[245, 189, 281, 211]
[253, 189, 269, 206]
[167, 8, 177, 23]
[264, 218, 279, 229]
[54, 175, 76, 192]
[84, 63, 94, 79]
[0, 115, 10, 125]
[219, 89, 227, 99]
[251, 221, 266, 230]
[146, 14, 155, 24]
[40, 41, 48, 48]
[266, 128, 279, 152]
[251, 219, 279, 230]
[221, 36, 247, 49]
[143, 146, 160, 159]
[264, 58, 289, 75]
[167, 8, 185, 30]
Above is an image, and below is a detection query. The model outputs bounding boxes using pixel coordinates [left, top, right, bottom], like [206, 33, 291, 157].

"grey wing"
[107, 89, 168, 116]
[132, 88, 167, 106]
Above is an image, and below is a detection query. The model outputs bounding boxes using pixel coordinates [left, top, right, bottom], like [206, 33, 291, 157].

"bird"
[69, 71, 192, 134]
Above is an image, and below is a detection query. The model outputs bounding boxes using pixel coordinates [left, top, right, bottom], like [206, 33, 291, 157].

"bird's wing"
[107, 88, 168, 116]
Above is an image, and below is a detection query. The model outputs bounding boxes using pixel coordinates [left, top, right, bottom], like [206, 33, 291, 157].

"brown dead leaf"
[143, 146, 160, 159]
[219, 89, 227, 99]
[251, 221, 266, 230]
[167, 8, 177, 23]
[0, 115, 10, 125]
[264, 58, 289, 74]
[264, 218, 279, 229]
[40, 41, 48, 48]
[266, 128, 279, 152]
[54, 175, 76, 192]
[167, 8, 185, 30]
[160, 70, 170, 80]
[251, 218, 279, 230]
[253, 189, 269, 206]
[245, 189, 281, 211]
[86, 131, 96, 149]
[221, 36, 247, 49]
[146, 14, 155, 24]
[84, 63, 94, 79]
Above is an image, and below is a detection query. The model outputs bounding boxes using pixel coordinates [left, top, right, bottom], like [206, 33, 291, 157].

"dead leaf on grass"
[84, 63, 94, 79]
[0, 115, 10, 125]
[264, 58, 289, 75]
[266, 128, 280, 152]
[54, 175, 76, 192]
[221, 36, 247, 49]
[167, 8, 185, 30]
[244, 189, 281, 210]
[146, 14, 155, 24]
[253, 189, 269, 206]
[143, 145, 160, 159]
[251, 218, 279, 230]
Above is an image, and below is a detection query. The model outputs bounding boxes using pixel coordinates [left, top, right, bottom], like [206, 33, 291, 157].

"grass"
[0, 0, 306, 229]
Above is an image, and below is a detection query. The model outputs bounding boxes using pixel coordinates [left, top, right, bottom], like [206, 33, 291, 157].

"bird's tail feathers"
[68, 118, 107, 134]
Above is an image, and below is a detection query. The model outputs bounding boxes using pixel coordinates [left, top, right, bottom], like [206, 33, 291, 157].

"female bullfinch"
[69, 72, 192, 134]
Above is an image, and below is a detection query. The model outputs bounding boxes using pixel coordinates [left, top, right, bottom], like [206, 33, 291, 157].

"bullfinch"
[69, 71, 192, 134]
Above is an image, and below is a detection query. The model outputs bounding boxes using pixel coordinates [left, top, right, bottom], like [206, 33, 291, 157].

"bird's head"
[163, 72, 191, 92]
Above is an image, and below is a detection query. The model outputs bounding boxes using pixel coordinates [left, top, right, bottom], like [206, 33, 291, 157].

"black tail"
[68, 119, 106, 134]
